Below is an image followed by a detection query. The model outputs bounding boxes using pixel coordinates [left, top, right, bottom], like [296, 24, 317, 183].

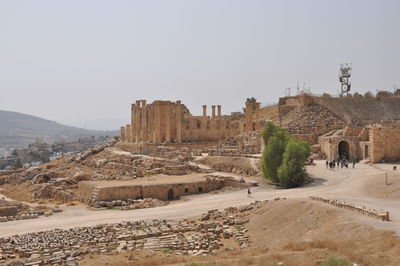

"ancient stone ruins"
[2, 92, 400, 266]
[121, 94, 400, 163]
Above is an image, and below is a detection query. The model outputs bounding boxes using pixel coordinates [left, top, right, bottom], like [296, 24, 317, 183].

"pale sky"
[1, 0, 399, 130]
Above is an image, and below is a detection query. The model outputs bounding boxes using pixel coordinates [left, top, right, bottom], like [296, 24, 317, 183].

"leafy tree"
[263, 136, 284, 183]
[261, 121, 276, 147]
[353, 92, 363, 98]
[246, 97, 257, 103]
[277, 139, 311, 188]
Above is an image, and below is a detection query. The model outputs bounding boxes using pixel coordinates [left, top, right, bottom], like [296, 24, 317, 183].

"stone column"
[202, 105, 207, 116]
[176, 103, 182, 143]
[165, 104, 171, 143]
[131, 104, 136, 143]
[141, 100, 147, 143]
[211, 105, 216, 118]
[148, 105, 154, 143]
[153, 103, 161, 143]
[135, 100, 141, 142]
[120, 126, 126, 142]
[255, 103, 260, 130]
[126, 124, 131, 143]
[245, 102, 254, 132]
[217, 105, 221, 116]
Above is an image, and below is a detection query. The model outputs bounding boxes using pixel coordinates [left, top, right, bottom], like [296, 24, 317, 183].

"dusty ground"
[78, 199, 400, 266]
[197, 155, 260, 176]
[362, 164, 400, 200]
[0, 183, 34, 202]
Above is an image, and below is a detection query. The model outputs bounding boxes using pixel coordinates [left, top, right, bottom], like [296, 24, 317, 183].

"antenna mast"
[339, 63, 352, 96]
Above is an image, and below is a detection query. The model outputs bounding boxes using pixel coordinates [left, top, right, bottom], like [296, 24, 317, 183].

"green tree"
[262, 136, 284, 183]
[277, 139, 311, 188]
[246, 97, 257, 103]
[261, 121, 276, 146]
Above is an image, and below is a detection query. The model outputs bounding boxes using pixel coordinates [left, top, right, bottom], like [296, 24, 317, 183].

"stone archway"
[338, 140, 350, 159]
[167, 189, 174, 200]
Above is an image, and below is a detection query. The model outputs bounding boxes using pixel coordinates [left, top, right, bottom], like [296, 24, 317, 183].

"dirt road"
[1, 160, 399, 237]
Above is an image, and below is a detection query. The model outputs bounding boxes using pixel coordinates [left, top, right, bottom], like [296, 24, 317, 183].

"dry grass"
[77, 199, 400, 266]
[0, 183, 34, 202]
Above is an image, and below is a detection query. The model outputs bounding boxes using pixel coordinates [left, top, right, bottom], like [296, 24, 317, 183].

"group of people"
[326, 155, 356, 170]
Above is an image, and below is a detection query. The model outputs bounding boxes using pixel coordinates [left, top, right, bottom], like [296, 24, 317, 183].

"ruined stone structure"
[320, 123, 400, 162]
[78, 177, 225, 204]
[121, 100, 245, 145]
[119, 94, 400, 162]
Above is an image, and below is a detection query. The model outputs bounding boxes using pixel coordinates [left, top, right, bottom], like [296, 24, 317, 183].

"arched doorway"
[167, 189, 174, 200]
[338, 140, 350, 159]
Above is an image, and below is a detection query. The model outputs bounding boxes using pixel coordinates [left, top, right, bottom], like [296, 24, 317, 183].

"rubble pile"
[204, 175, 251, 190]
[0, 201, 264, 265]
[148, 146, 194, 162]
[92, 198, 168, 210]
[210, 132, 262, 157]
[0, 199, 62, 223]
[0, 139, 210, 204]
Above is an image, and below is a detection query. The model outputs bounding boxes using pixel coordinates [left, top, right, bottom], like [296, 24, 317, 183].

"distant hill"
[0, 110, 118, 149]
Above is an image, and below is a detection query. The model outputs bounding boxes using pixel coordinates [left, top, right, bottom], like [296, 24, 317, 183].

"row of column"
[202, 105, 222, 117]
[121, 100, 183, 144]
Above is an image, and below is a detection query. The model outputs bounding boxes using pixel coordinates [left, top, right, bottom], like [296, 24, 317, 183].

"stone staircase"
[280, 104, 346, 136]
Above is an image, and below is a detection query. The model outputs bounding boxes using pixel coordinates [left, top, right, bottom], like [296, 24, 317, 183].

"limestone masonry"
[121, 94, 400, 162]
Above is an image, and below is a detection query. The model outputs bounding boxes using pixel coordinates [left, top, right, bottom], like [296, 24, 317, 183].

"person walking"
[247, 187, 252, 198]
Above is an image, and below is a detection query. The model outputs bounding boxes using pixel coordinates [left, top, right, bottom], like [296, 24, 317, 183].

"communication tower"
[339, 63, 352, 96]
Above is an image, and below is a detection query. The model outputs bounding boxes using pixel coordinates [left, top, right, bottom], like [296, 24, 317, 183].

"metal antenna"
[339, 63, 352, 96]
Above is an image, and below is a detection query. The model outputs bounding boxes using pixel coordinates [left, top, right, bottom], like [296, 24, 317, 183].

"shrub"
[319, 256, 350, 266]
[261, 121, 276, 147]
[260, 122, 310, 188]
[277, 139, 311, 188]
[162, 248, 172, 253]
[263, 136, 284, 183]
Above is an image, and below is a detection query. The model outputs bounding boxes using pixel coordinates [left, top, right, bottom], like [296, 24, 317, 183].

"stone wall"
[78, 179, 224, 204]
[370, 124, 400, 163]
[0, 206, 18, 217]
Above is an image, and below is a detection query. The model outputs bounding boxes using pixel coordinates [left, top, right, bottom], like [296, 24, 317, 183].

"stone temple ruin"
[120, 94, 400, 163]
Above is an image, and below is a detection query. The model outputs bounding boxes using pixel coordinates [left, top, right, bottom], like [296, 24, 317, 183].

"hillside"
[0, 110, 117, 149]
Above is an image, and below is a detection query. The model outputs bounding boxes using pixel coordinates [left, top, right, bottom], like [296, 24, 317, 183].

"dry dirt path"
[1, 160, 399, 237]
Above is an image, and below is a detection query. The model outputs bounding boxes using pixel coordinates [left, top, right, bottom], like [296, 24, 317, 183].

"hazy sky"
[1, 0, 399, 130]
